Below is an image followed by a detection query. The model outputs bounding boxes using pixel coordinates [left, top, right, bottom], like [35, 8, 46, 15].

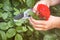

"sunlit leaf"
[0, 30, 7, 40]
[0, 22, 9, 30]
[16, 26, 28, 33]
[6, 28, 16, 38]
[3, 0, 12, 11]
[15, 34, 23, 40]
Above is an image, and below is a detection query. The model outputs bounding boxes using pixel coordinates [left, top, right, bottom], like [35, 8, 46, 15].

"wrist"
[49, 16, 60, 29]
[55, 17, 60, 28]
[49, 0, 60, 6]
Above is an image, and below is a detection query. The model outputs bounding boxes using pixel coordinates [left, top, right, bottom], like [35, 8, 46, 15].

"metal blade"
[14, 13, 24, 20]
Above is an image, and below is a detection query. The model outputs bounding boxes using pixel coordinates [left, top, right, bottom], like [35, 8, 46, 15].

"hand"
[33, 0, 60, 13]
[29, 15, 60, 31]
[33, 0, 50, 13]
[29, 0, 60, 31]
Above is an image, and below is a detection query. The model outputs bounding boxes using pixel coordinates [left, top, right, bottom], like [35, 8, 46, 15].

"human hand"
[33, 0, 50, 13]
[29, 15, 60, 31]
[29, 0, 60, 31]
[33, 0, 60, 13]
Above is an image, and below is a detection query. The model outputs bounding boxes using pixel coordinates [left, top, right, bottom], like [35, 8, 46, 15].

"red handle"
[37, 4, 50, 20]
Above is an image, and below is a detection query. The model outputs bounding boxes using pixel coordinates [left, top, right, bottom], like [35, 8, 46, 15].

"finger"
[33, 3, 38, 11]
[30, 17, 46, 25]
[33, 25, 46, 28]
[33, 8, 39, 15]
[33, 3, 38, 13]
[33, 7, 37, 13]
[29, 19, 47, 28]
[34, 28, 48, 31]
[29, 18, 48, 31]
[29, 18, 44, 28]
[33, 1, 41, 13]
[29, 18, 46, 28]
[29, 17, 47, 29]
[29, 18, 45, 27]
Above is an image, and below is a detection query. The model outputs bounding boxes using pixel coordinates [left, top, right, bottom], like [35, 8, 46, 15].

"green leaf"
[26, 31, 33, 36]
[15, 34, 23, 40]
[55, 29, 60, 36]
[26, 0, 35, 8]
[8, 12, 13, 18]
[3, 0, 12, 11]
[2, 12, 9, 20]
[22, 27, 28, 32]
[43, 34, 57, 40]
[0, 22, 9, 30]
[7, 21, 14, 28]
[14, 8, 27, 15]
[7, 38, 13, 40]
[27, 26, 34, 32]
[0, 9, 4, 12]
[23, 0, 26, 2]
[16, 27, 23, 33]
[0, 12, 2, 17]
[0, 3, 3, 8]
[2, 12, 13, 20]
[0, 30, 7, 40]
[15, 19, 26, 26]
[16, 26, 28, 33]
[6, 28, 16, 38]
[14, 8, 20, 15]
[34, 31, 43, 40]
[19, 8, 27, 13]
[12, 0, 20, 7]
[28, 10, 40, 20]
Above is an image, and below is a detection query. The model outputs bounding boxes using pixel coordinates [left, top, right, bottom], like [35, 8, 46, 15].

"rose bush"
[0, 0, 60, 40]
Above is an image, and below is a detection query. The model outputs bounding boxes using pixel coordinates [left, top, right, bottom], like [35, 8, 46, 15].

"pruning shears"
[14, 9, 33, 21]
[14, 4, 50, 22]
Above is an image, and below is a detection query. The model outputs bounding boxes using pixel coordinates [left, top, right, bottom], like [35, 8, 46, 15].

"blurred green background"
[0, 0, 60, 40]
